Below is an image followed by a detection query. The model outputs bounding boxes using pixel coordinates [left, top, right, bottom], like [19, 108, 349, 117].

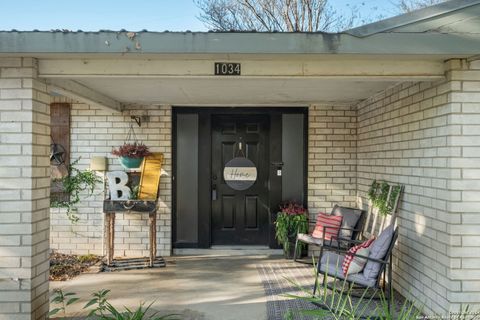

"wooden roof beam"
[46, 79, 124, 112]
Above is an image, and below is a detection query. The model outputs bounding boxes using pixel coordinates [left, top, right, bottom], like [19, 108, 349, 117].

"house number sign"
[214, 62, 241, 76]
[223, 157, 257, 191]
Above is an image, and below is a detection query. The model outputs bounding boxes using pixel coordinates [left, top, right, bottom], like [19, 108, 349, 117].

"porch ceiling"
[41, 57, 445, 108]
[68, 77, 401, 106]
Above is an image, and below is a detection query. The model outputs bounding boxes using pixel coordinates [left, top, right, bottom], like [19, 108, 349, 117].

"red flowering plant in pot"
[274, 201, 308, 259]
[111, 142, 151, 169]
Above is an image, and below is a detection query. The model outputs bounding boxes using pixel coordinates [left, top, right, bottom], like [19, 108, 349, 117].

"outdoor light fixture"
[90, 156, 108, 171]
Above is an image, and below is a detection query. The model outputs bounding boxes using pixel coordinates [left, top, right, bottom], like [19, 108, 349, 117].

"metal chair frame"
[313, 227, 399, 312]
[293, 206, 367, 262]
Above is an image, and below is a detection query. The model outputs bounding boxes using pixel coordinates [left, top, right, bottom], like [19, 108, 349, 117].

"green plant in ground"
[84, 289, 180, 320]
[84, 289, 110, 318]
[48, 288, 180, 319]
[50, 157, 102, 223]
[48, 289, 79, 318]
[275, 201, 308, 256]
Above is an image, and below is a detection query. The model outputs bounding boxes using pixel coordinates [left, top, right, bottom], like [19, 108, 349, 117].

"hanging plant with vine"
[367, 180, 402, 216]
[50, 158, 102, 223]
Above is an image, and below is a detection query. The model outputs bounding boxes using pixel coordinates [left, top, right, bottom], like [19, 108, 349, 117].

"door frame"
[172, 107, 308, 249]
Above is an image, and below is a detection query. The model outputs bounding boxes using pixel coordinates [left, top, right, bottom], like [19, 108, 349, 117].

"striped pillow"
[342, 238, 375, 275]
[311, 212, 343, 240]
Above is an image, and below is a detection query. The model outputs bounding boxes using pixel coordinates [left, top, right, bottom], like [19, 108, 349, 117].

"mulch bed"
[49, 251, 101, 281]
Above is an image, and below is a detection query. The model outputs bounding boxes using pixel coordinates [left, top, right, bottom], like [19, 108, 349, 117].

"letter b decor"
[106, 171, 131, 200]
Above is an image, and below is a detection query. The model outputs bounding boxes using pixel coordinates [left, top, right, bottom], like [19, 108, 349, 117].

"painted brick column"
[0, 58, 50, 319]
[446, 59, 480, 311]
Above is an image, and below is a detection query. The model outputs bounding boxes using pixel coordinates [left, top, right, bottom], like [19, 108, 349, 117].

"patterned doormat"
[256, 261, 407, 320]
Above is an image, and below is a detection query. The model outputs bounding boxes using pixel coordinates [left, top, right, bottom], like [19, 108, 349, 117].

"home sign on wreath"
[223, 142, 257, 191]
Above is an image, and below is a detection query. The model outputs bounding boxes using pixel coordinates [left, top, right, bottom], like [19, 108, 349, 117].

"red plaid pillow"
[311, 212, 343, 240]
[342, 238, 375, 275]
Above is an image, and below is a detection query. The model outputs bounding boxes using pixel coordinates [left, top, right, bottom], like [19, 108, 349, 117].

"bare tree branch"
[196, 0, 447, 32]
[195, 0, 360, 32]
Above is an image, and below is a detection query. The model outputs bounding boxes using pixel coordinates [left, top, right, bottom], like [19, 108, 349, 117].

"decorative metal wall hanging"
[50, 134, 67, 166]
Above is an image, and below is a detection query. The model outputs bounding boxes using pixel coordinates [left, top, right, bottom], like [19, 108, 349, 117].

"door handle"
[212, 184, 217, 201]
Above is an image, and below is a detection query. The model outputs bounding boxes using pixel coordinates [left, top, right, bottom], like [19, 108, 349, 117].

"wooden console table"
[103, 200, 158, 267]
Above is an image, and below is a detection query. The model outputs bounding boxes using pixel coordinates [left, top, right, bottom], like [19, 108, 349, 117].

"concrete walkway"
[50, 255, 281, 320]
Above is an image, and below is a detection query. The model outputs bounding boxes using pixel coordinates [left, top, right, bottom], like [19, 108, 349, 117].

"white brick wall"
[0, 58, 50, 320]
[355, 59, 480, 314]
[307, 104, 357, 216]
[50, 99, 172, 257]
[306, 104, 357, 257]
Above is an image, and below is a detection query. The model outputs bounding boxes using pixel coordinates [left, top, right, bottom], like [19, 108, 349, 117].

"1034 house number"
[214, 62, 241, 75]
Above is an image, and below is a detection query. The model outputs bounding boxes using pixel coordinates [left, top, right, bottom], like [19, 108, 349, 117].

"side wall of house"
[356, 59, 480, 314]
[356, 78, 453, 314]
[50, 100, 172, 257]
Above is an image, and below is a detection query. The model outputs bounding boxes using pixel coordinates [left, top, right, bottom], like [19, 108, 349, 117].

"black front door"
[211, 115, 270, 245]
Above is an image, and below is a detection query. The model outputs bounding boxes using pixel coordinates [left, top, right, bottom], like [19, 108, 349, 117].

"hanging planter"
[119, 154, 143, 169]
[111, 121, 151, 169]
[112, 142, 151, 169]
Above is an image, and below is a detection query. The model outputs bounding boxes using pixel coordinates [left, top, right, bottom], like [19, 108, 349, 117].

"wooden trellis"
[362, 181, 404, 240]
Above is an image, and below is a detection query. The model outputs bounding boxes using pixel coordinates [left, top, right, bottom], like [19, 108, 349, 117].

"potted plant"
[275, 201, 308, 259]
[111, 142, 151, 169]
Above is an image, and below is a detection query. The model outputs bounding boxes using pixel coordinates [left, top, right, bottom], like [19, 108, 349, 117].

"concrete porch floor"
[50, 255, 283, 320]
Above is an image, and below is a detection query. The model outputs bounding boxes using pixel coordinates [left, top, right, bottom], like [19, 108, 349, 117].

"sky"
[0, 0, 400, 32]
